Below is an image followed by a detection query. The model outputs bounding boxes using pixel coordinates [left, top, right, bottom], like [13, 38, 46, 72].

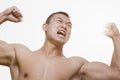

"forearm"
[110, 34, 120, 71]
[0, 12, 7, 25]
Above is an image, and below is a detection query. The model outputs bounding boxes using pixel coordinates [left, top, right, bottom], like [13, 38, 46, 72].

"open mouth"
[57, 30, 66, 37]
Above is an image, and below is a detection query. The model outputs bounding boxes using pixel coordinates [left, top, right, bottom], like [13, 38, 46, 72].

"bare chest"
[15, 56, 81, 80]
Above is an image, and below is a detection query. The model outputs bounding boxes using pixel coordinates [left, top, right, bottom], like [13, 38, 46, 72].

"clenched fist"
[0, 6, 23, 24]
[104, 23, 120, 38]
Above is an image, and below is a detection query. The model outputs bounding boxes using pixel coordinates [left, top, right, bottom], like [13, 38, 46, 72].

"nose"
[61, 23, 67, 30]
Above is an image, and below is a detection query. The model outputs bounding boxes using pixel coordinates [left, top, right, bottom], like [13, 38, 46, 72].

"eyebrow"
[57, 17, 72, 25]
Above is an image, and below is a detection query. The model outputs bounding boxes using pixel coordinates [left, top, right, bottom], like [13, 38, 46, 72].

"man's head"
[43, 11, 72, 45]
[45, 12, 70, 24]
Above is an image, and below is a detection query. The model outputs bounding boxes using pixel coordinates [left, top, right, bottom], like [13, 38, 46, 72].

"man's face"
[45, 14, 72, 44]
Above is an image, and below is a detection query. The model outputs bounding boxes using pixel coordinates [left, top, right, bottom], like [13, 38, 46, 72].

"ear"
[42, 23, 48, 31]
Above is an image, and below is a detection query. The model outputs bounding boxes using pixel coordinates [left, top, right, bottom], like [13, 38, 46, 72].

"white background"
[0, 0, 120, 80]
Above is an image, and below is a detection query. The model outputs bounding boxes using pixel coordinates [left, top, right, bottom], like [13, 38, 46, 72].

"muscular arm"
[109, 23, 120, 71]
[79, 23, 120, 80]
[0, 41, 16, 66]
[80, 62, 120, 80]
[0, 6, 23, 66]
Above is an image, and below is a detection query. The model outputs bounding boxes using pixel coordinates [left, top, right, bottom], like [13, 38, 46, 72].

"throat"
[47, 52, 63, 57]
[40, 47, 64, 57]
[44, 49, 63, 57]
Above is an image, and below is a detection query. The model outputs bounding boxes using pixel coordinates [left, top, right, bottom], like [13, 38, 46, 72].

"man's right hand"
[0, 6, 23, 24]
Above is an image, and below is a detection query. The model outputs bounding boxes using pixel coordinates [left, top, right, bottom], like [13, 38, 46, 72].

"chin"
[59, 40, 67, 45]
[55, 40, 65, 45]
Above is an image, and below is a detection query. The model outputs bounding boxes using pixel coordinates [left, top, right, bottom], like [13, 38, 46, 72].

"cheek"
[68, 32, 71, 38]
[67, 29, 71, 36]
[66, 31, 71, 40]
[51, 27, 57, 33]
[48, 27, 57, 35]
[50, 25, 58, 33]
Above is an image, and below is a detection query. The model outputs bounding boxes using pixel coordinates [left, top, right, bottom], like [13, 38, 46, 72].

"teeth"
[57, 30, 66, 36]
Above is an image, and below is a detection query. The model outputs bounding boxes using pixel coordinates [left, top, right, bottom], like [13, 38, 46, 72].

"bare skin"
[0, 6, 120, 80]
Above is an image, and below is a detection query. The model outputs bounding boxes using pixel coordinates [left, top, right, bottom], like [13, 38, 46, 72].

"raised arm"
[105, 23, 120, 71]
[79, 23, 120, 80]
[0, 6, 23, 66]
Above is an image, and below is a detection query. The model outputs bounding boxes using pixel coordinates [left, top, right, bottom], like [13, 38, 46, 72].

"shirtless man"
[0, 6, 120, 80]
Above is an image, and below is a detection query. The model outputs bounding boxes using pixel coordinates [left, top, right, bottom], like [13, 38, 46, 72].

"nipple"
[24, 73, 28, 78]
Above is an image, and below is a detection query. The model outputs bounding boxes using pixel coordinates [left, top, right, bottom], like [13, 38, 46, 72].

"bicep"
[0, 40, 15, 66]
[80, 62, 120, 80]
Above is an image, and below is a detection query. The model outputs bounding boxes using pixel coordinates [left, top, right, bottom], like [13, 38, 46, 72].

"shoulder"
[11, 43, 32, 62]
[69, 56, 88, 63]
[68, 56, 88, 67]
[0, 41, 31, 55]
[12, 43, 31, 54]
[13, 43, 30, 50]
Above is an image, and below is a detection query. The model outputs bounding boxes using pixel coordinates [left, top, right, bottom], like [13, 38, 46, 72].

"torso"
[9, 44, 85, 80]
[9, 44, 117, 80]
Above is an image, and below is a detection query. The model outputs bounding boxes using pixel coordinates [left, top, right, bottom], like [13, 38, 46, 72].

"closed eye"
[57, 19, 62, 23]
[66, 22, 72, 28]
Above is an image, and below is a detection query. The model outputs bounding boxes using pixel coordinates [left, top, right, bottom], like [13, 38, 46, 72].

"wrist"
[112, 34, 120, 41]
[0, 12, 7, 25]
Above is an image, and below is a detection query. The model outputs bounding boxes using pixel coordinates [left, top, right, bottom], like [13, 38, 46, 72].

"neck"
[40, 39, 64, 57]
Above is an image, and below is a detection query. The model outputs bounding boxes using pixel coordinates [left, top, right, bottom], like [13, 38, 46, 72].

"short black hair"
[45, 11, 70, 24]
